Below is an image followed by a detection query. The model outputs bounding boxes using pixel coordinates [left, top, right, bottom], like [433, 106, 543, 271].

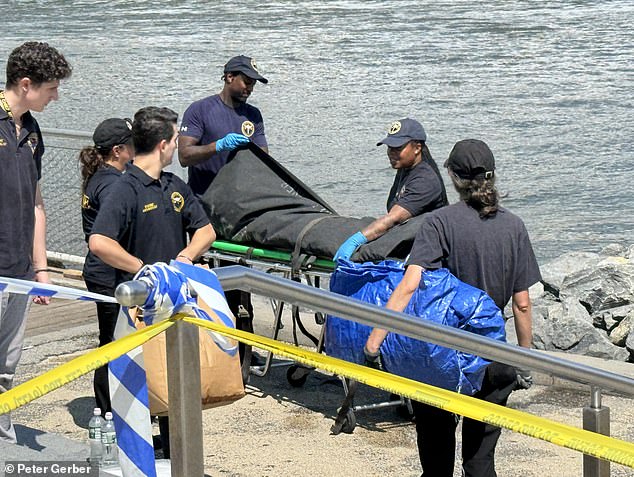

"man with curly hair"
[0, 41, 71, 442]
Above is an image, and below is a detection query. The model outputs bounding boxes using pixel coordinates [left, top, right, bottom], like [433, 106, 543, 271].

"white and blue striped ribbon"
[109, 261, 237, 477]
[0, 276, 117, 302]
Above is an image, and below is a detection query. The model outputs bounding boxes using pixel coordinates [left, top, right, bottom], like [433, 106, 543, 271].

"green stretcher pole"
[210, 240, 335, 271]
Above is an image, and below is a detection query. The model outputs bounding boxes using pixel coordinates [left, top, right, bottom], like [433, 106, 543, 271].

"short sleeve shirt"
[180, 94, 267, 195]
[91, 164, 210, 283]
[386, 160, 447, 216]
[81, 165, 122, 287]
[407, 201, 541, 310]
[0, 102, 45, 279]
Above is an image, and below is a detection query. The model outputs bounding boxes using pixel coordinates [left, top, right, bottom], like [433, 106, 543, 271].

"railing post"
[583, 386, 610, 477]
[166, 319, 204, 477]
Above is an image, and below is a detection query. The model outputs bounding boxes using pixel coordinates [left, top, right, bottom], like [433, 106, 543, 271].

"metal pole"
[165, 320, 204, 477]
[214, 266, 634, 396]
[583, 386, 610, 477]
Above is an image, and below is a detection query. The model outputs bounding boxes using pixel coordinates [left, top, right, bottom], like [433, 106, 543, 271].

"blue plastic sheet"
[324, 260, 506, 395]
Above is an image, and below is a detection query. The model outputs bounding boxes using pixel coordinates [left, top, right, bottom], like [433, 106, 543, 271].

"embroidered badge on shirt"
[0, 139, 6, 147]
[171, 192, 184, 212]
[143, 202, 158, 213]
[241, 121, 255, 137]
[81, 194, 90, 209]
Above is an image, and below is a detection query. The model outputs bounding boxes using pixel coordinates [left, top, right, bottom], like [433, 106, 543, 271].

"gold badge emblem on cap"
[250, 58, 260, 73]
[241, 120, 255, 137]
[171, 192, 184, 212]
[388, 121, 402, 135]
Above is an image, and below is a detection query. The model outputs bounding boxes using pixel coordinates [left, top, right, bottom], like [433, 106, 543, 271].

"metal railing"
[118, 265, 633, 477]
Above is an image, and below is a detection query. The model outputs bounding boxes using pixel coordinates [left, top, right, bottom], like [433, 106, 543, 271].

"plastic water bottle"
[88, 408, 105, 465]
[101, 412, 118, 467]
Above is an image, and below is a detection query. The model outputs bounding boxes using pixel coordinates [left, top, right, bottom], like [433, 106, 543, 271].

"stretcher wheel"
[287, 365, 309, 387]
[341, 409, 356, 434]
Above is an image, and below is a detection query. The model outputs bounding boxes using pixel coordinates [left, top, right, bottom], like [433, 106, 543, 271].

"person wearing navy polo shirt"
[334, 118, 448, 262]
[79, 117, 134, 415]
[90, 107, 215, 458]
[178, 55, 269, 371]
[178, 54, 269, 195]
[0, 41, 71, 443]
[365, 139, 541, 477]
[89, 106, 215, 286]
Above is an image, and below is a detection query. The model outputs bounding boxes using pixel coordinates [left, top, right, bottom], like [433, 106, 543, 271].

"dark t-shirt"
[180, 94, 267, 195]
[0, 104, 44, 279]
[91, 164, 210, 284]
[81, 165, 122, 287]
[407, 201, 541, 310]
[386, 160, 448, 216]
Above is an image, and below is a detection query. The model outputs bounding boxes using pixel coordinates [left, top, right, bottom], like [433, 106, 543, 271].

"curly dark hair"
[6, 41, 72, 87]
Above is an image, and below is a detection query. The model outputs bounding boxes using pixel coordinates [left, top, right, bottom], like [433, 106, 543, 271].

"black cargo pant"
[412, 362, 517, 477]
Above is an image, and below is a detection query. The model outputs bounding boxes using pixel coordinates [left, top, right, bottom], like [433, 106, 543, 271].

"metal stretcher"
[203, 240, 413, 434]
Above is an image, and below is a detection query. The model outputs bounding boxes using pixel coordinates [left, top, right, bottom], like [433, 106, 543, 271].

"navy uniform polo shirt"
[81, 165, 122, 288]
[180, 94, 267, 195]
[0, 96, 45, 279]
[91, 163, 210, 284]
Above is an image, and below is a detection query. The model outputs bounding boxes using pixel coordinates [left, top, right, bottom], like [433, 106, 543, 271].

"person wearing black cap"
[78, 117, 134, 414]
[178, 55, 269, 371]
[334, 118, 448, 261]
[178, 54, 269, 196]
[364, 139, 541, 477]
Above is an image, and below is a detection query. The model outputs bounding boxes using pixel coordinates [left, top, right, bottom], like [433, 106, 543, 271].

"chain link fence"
[40, 128, 92, 258]
[40, 128, 187, 260]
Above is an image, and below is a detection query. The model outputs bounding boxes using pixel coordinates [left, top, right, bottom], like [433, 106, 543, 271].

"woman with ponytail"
[334, 118, 448, 261]
[79, 118, 134, 414]
[365, 139, 541, 477]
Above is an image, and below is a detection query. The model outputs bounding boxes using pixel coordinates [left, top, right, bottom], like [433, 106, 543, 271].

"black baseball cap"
[224, 55, 268, 84]
[444, 139, 496, 180]
[93, 118, 133, 149]
[376, 118, 427, 147]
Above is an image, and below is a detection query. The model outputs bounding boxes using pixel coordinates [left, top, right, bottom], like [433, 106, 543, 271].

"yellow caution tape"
[185, 316, 634, 469]
[2, 311, 634, 469]
[0, 319, 174, 415]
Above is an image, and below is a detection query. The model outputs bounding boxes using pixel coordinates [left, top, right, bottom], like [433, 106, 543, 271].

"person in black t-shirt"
[79, 117, 134, 415]
[365, 139, 541, 477]
[334, 118, 448, 262]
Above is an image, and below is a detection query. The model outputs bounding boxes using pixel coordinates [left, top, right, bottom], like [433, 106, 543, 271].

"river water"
[2, 1, 632, 263]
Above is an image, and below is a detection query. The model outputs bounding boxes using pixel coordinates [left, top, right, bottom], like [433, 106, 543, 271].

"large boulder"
[609, 309, 634, 347]
[528, 297, 629, 361]
[559, 257, 634, 314]
[540, 252, 602, 296]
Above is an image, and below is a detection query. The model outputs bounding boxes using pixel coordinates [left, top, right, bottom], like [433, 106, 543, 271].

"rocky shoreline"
[507, 244, 634, 362]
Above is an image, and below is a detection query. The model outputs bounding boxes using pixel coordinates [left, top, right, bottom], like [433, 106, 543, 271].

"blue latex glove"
[334, 231, 368, 262]
[215, 133, 250, 152]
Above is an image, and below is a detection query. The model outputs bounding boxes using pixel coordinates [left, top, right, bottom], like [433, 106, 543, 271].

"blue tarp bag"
[324, 260, 506, 395]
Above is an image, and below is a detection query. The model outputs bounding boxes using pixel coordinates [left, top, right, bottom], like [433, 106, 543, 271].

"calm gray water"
[2, 1, 633, 263]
